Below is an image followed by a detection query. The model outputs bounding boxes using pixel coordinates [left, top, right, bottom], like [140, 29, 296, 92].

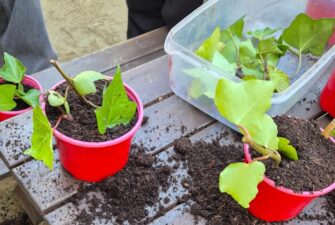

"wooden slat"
[149, 197, 333, 225]
[44, 123, 238, 225]
[0, 111, 33, 167]
[0, 157, 9, 179]
[1, 55, 169, 168]
[32, 27, 168, 90]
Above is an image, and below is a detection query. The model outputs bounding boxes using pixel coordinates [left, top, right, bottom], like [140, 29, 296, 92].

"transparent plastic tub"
[164, 0, 335, 130]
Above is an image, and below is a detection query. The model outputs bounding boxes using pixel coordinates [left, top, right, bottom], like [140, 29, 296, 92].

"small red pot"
[306, 0, 335, 46]
[320, 69, 335, 117]
[49, 80, 143, 182]
[0, 75, 43, 122]
[244, 143, 335, 222]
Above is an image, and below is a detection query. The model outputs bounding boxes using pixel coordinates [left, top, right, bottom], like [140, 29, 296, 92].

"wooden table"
[0, 26, 334, 225]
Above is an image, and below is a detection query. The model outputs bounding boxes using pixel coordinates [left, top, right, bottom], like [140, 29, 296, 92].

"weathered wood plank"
[44, 123, 238, 225]
[149, 197, 334, 225]
[13, 94, 213, 215]
[0, 157, 9, 179]
[32, 27, 168, 90]
[0, 111, 33, 168]
[1, 55, 169, 168]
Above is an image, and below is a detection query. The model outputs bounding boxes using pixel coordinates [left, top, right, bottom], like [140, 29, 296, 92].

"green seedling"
[25, 61, 136, 170]
[0, 53, 40, 111]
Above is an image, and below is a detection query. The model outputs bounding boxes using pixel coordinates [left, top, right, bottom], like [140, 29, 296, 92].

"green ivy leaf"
[282, 13, 335, 57]
[221, 39, 239, 63]
[19, 89, 40, 107]
[247, 27, 280, 40]
[257, 37, 283, 59]
[0, 52, 26, 84]
[47, 90, 71, 115]
[278, 137, 298, 160]
[219, 161, 265, 208]
[73, 71, 107, 96]
[95, 66, 137, 134]
[184, 68, 218, 99]
[195, 27, 221, 61]
[24, 106, 53, 170]
[0, 84, 17, 111]
[212, 51, 237, 74]
[221, 17, 244, 43]
[215, 79, 278, 149]
[268, 66, 290, 92]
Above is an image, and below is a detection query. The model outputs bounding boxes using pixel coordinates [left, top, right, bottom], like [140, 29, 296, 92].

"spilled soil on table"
[69, 144, 172, 225]
[174, 135, 335, 225]
[258, 115, 335, 192]
[45, 80, 137, 142]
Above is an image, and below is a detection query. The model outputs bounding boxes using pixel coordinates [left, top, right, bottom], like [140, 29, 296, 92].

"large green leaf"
[0, 52, 26, 84]
[219, 161, 265, 208]
[0, 84, 17, 111]
[239, 39, 258, 66]
[278, 137, 298, 160]
[73, 71, 107, 96]
[221, 17, 244, 43]
[221, 39, 239, 63]
[282, 13, 335, 56]
[19, 89, 40, 107]
[95, 66, 137, 134]
[24, 106, 53, 170]
[268, 66, 290, 92]
[215, 79, 278, 149]
[195, 27, 221, 61]
[247, 27, 280, 40]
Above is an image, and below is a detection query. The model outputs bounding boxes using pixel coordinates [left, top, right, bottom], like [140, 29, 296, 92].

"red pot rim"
[0, 75, 43, 115]
[46, 79, 144, 148]
[244, 139, 335, 197]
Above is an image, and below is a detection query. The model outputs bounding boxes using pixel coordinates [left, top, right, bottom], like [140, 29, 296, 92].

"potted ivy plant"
[0, 53, 42, 121]
[214, 78, 335, 222]
[25, 60, 143, 182]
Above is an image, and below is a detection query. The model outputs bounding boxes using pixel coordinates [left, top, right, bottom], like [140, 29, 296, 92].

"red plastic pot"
[320, 69, 335, 117]
[49, 80, 144, 182]
[244, 143, 335, 222]
[306, 0, 335, 46]
[0, 75, 43, 122]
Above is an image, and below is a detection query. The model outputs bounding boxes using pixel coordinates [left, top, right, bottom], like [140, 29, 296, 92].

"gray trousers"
[0, 0, 57, 74]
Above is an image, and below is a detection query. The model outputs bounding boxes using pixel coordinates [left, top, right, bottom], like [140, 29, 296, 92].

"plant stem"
[288, 47, 300, 57]
[322, 118, 335, 139]
[238, 125, 282, 165]
[294, 51, 302, 76]
[49, 60, 98, 108]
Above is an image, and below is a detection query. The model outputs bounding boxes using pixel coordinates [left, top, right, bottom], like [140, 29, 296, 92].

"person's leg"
[126, 0, 166, 39]
[161, 0, 203, 28]
[0, 0, 57, 74]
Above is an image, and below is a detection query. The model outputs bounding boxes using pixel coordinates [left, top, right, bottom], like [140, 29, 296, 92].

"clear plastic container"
[164, 0, 335, 130]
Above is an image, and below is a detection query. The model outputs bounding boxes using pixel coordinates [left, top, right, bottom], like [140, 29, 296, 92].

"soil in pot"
[173, 136, 335, 225]
[45, 80, 137, 142]
[68, 144, 172, 225]
[251, 115, 335, 193]
[1, 82, 34, 111]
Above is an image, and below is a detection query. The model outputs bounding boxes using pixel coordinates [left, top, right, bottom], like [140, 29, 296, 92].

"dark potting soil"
[0, 213, 32, 225]
[69, 144, 172, 225]
[45, 80, 137, 142]
[254, 115, 335, 193]
[173, 137, 335, 225]
[1, 82, 35, 111]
